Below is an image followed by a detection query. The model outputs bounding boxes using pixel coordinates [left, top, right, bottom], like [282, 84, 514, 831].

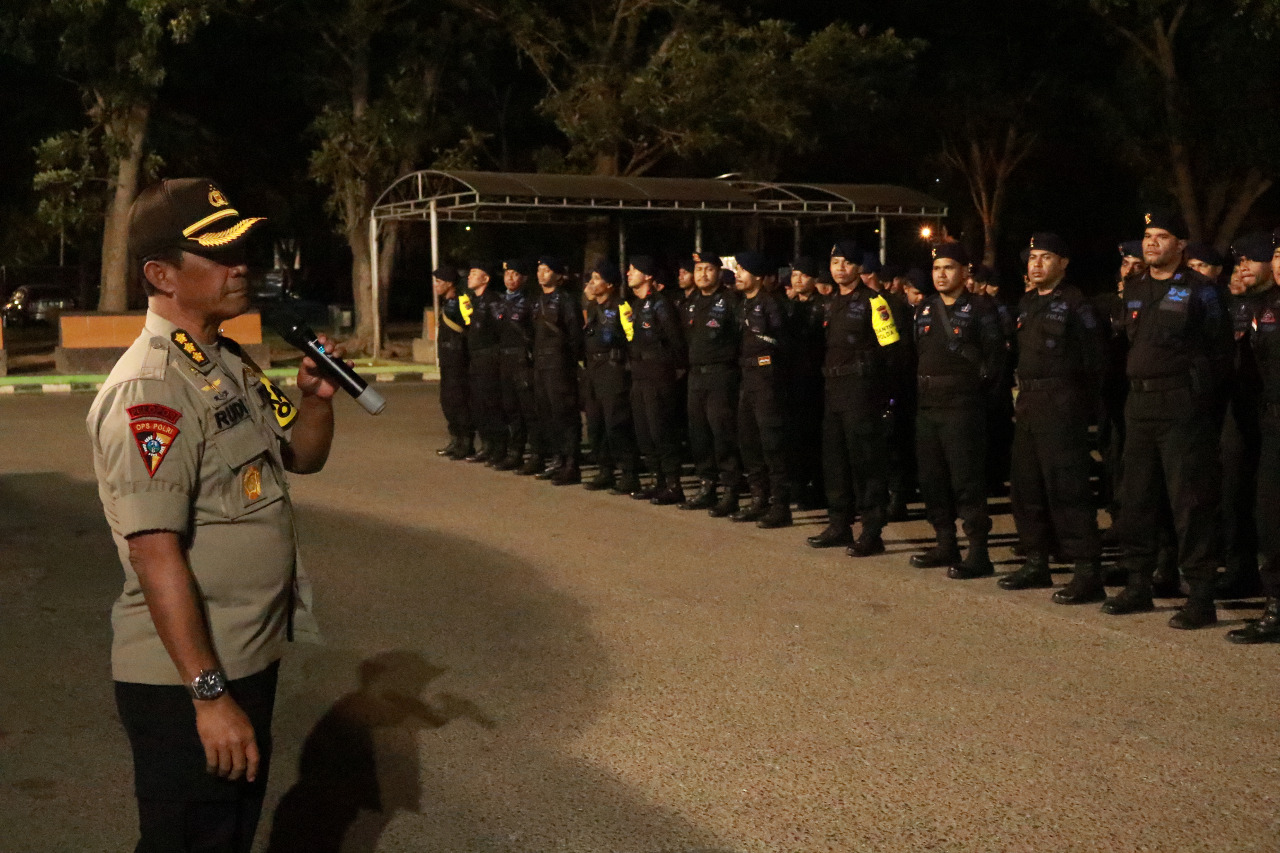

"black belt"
[586, 350, 625, 364]
[918, 374, 979, 391]
[1129, 374, 1191, 392]
[499, 346, 528, 357]
[438, 340, 464, 351]
[822, 363, 874, 378]
[690, 362, 736, 375]
[740, 355, 777, 369]
[1018, 376, 1073, 392]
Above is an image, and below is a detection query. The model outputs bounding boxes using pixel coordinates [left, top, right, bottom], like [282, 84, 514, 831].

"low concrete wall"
[56, 311, 269, 374]
[412, 308, 437, 364]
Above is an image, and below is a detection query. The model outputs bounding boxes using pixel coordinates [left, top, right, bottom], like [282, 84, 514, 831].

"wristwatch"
[188, 668, 228, 701]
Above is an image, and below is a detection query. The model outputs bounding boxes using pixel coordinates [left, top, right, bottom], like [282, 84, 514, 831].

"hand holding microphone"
[271, 311, 386, 415]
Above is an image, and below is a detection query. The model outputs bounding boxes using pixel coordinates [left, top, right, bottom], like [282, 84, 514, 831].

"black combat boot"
[436, 435, 459, 457]
[485, 439, 508, 468]
[450, 434, 475, 460]
[650, 478, 685, 506]
[708, 488, 740, 518]
[516, 455, 544, 476]
[807, 523, 853, 548]
[680, 480, 716, 511]
[910, 530, 961, 568]
[612, 468, 641, 496]
[1168, 583, 1218, 630]
[493, 449, 523, 471]
[631, 474, 661, 501]
[1226, 597, 1280, 644]
[948, 532, 994, 579]
[730, 488, 768, 522]
[846, 532, 885, 557]
[584, 469, 615, 491]
[998, 554, 1054, 590]
[551, 462, 582, 486]
[1215, 559, 1263, 600]
[1101, 574, 1155, 615]
[756, 499, 793, 529]
[535, 456, 563, 480]
[465, 440, 491, 463]
[1053, 560, 1107, 605]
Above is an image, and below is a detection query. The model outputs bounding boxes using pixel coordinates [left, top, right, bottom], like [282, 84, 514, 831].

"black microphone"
[271, 312, 386, 415]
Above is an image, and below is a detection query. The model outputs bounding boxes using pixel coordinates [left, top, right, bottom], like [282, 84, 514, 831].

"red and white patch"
[127, 404, 182, 478]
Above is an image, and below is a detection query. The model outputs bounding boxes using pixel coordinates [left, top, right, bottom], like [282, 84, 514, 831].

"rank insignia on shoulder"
[171, 330, 212, 369]
[257, 375, 298, 429]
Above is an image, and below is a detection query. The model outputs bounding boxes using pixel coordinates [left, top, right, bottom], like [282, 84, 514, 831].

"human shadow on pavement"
[264, 505, 736, 853]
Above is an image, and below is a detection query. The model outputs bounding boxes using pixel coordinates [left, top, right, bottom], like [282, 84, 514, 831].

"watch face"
[191, 669, 227, 700]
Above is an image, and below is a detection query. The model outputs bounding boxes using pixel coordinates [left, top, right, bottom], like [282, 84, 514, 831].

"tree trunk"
[1213, 170, 1274, 253]
[347, 209, 374, 353]
[98, 101, 150, 312]
[377, 219, 398, 321]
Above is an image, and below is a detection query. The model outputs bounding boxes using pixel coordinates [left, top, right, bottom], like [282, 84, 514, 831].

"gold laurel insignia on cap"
[193, 217, 267, 248]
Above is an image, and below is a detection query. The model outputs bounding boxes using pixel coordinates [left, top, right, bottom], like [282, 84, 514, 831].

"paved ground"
[2, 384, 1278, 852]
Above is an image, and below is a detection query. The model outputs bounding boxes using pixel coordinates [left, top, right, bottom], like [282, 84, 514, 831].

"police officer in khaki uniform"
[88, 178, 340, 852]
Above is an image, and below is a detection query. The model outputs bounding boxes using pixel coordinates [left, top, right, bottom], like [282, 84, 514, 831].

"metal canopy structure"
[367, 169, 948, 353]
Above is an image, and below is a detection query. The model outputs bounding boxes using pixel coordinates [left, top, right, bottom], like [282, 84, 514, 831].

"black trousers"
[1097, 387, 1127, 517]
[631, 373, 682, 480]
[886, 390, 918, 500]
[582, 359, 637, 473]
[467, 348, 504, 445]
[1220, 399, 1260, 574]
[116, 662, 279, 853]
[1256, 407, 1280, 596]
[786, 370, 824, 499]
[1117, 388, 1222, 585]
[438, 349, 471, 438]
[499, 353, 539, 457]
[916, 404, 990, 540]
[738, 366, 789, 501]
[822, 407, 889, 535]
[534, 360, 580, 461]
[687, 366, 740, 487]
[1010, 402, 1100, 561]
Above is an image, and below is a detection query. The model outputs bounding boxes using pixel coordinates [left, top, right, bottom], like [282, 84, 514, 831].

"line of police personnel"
[429, 211, 1280, 645]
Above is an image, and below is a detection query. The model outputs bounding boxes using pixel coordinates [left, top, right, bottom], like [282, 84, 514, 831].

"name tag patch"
[214, 399, 251, 431]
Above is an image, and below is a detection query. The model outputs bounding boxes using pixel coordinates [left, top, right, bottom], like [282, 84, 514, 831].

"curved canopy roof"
[372, 170, 947, 224]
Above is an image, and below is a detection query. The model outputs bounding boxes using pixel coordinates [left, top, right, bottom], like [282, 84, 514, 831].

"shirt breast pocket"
[1155, 304, 1189, 343]
[212, 419, 285, 518]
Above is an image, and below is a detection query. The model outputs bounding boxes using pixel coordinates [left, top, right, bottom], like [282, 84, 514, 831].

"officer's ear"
[142, 258, 181, 298]
[1061, 257, 1070, 272]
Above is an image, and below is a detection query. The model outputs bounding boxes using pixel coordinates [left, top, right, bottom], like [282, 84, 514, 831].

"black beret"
[1028, 232, 1070, 258]
[718, 268, 736, 288]
[971, 264, 995, 284]
[629, 255, 659, 277]
[860, 252, 882, 274]
[677, 256, 696, 273]
[1118, 240, 1144, 259]
[830, 240, 862, 261]
[1185, 241, 1225, 267]
[503, 258, 533, 276]
[906, 266, 934, 294]
[881, 263, 904, 281]
[1231, 231, 1276, 263]
[792, 255, 820, 278]
[817, 268, 835, 285]
[931, 242, 969, 265]
[735, 250, 771, 276]
[591, 259, 622, 285]
[432, 264, 459, 284]
[1019, 248, 1031, 265]
[469, 260, 498, 279]
[537, 255, 566, 275]
[691, 250, 722, 268]
[1143, 209, 1187, 238]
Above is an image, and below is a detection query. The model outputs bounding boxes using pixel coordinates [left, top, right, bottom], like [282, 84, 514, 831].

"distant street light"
[919, 225, 933, 240]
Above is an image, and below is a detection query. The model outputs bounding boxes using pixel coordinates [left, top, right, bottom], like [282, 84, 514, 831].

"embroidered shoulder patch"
[126, 404, 182, 478]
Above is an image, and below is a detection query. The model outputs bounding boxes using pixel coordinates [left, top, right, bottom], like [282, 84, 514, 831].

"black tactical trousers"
[822, 407, 889, 534]
[1220, 401, 1260, 575]
[499, 352, 539, 457]
[1117, 388, 1222, 585]
[1254, 407, 1280, 596]
[1097, 388, 1127, 517]
[786, 370, 824, 499]
[738, 365, 789, 501]
[438, 346, 471, 438]
[916, 404, 990, 539]
[631, 373, 683, 481]
[687, 365, 740, 488]
[1010, 402, 1100, 561]
[534, 359, 580, 461]
[886, 391, 918, 500]
[582, 359, 637, 473]
[467, 348, 504, 445]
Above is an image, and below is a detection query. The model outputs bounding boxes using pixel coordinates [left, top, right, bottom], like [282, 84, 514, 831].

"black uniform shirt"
[1015, 282, 1105, 420]
[823, 284, 896, 412]
[1249, 284, 1280, 405]
[737, 289, 789, 364]
[914, 291, 1007, 406]
[498, 287, 535, 352]
[1121, 266, 1232, 393]
[1228, 287, 1269, 412]
[463, 285, 503, 352]
[683, 285, 739, 366]
[532, 287, 585, 365]
[788, 295, 826, 376]
[628, 289, 685, 378]
[437, 293, 468, 351]
[584, 295, 629, 358]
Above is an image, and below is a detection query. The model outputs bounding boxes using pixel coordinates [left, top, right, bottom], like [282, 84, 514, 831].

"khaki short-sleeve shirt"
[88, 310, 310, 684]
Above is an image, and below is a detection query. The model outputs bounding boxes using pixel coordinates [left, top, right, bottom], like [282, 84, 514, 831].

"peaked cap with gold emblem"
[128, 178, 266, 259]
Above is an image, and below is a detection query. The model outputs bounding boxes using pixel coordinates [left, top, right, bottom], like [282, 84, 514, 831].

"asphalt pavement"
[2, 384, 1277, 852]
